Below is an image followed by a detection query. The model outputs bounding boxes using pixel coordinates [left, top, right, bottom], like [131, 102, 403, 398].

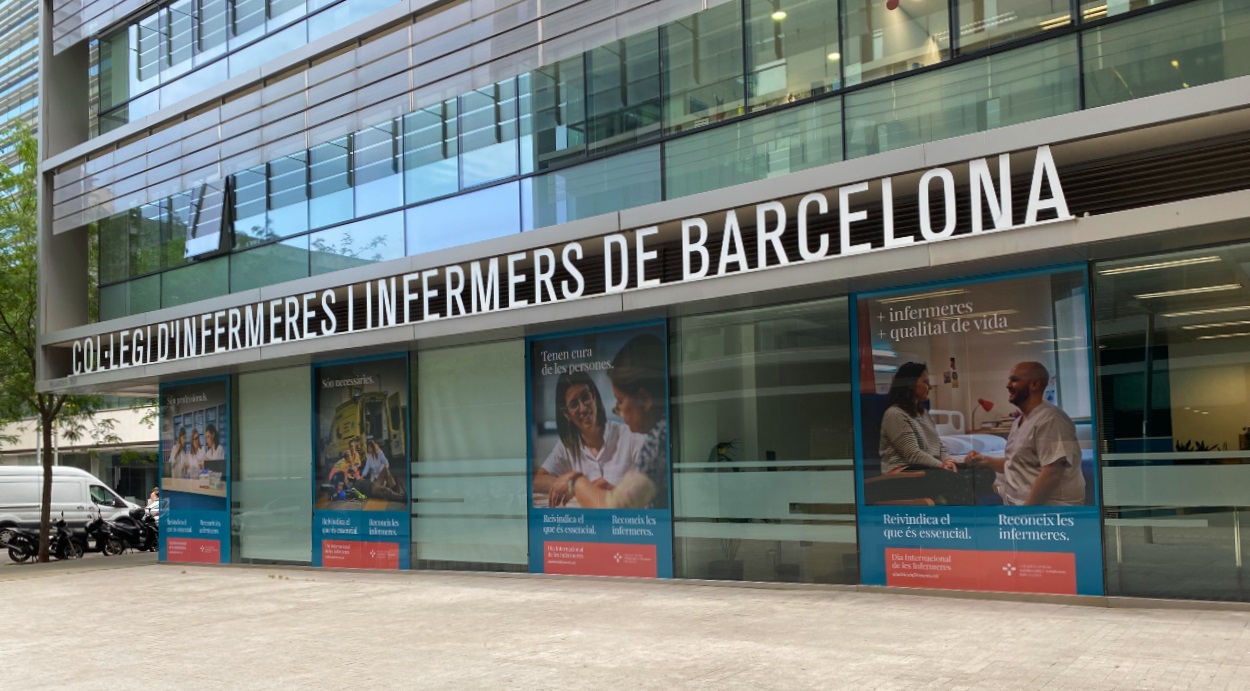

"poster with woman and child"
[312, 354, 411, 569]
[527, 321, 673, 578]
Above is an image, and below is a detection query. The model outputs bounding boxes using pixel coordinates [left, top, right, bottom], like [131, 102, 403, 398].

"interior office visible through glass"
[670, 298, 858, 584]
[1095, 244, 1250, 602]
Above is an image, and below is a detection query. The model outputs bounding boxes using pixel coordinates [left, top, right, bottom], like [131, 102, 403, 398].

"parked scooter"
[85, 509, 124, 556]
[109, 507, 158, 552]
[49, 513, 83, 560]
[4, 526, 38, 563]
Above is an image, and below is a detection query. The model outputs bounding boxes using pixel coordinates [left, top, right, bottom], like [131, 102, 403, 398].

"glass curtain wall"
[1095, 245, 1250, 602]
[1083, 0, 1250, 109]
[670, 298, 858, 584]
[94, 0, 1250, 322]
[412, 341, 529, 571]
[234, 367, 313, 564]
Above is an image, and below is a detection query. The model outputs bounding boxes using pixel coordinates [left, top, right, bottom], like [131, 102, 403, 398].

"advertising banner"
[312, 354, 411, 569]
[159, 377, 230, 564]
[854, 268, 1103, 595]
[527, 321, 672, 578]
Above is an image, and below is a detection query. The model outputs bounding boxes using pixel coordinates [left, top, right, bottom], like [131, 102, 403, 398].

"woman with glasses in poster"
[536, 371, 644, 507]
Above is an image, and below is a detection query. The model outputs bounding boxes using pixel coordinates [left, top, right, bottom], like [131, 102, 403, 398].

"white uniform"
[541, 421, 644, 486]
[1001, 402, 1086, 506]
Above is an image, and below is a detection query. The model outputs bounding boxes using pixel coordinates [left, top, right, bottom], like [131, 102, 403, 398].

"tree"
[0, 122, 117, 561]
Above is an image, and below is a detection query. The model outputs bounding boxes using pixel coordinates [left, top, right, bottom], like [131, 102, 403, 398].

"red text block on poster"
[166, 538, 221, 564]
[544, 542, 658, 578]
[321, 540, 400, 570]
[885, 548, 1077, 595]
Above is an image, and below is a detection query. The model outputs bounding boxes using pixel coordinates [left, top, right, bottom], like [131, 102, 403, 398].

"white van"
[0, 467, 139, 540]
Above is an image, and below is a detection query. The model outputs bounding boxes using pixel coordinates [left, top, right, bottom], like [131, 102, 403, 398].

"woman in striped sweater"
[879, 362, 958, 474]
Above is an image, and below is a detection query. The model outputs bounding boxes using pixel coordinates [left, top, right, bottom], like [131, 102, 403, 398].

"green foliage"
[0, 122, 119, 561]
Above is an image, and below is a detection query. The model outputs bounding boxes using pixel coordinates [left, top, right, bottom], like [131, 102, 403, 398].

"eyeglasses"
[564, 390, 595, 413]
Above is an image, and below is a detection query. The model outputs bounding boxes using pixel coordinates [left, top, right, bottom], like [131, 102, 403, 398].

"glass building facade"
[36, 0, 1250, 604]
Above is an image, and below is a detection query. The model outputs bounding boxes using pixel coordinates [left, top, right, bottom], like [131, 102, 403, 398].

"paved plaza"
[2, 557, 1249, 690]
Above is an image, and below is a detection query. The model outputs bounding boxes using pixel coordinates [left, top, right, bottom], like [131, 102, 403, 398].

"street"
[2, 559, 1249, 690]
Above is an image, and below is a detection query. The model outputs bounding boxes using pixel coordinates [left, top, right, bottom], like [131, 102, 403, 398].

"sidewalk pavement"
[2, 560, 1248, 690]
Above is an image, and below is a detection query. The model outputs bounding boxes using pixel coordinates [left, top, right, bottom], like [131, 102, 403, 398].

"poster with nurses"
[854, 267, 1103, 596]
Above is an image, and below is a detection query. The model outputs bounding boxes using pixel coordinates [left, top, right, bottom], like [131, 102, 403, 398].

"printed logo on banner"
[311, 354, 412, 570]
[159, 378, 231, 564]
[853, 269, 1104, 596]
[526, 321, 673, 578]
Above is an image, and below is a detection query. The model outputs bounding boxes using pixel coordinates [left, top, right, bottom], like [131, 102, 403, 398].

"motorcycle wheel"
[8, 547, 31, 563]
[103, 539, 124, 556]
[58, 541, 84, 560]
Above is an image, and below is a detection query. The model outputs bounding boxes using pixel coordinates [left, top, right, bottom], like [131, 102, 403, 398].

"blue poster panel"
[312, 354, 411, 569]
[854, 268, 1103, 595]
[159, 377, 230, 564]
[527, 321, 673, 578]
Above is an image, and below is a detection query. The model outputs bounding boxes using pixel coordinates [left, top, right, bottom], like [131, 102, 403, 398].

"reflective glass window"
[845, 37, 1078, 159]
[309, 136, 353, 228]
[405, 182, 520, 255]
[353, 119, 403, 217]
[269, 0, 307, 24]
[268, 152, 309, 238]
[524, 146, 659, 230]
[414, 340, 528, 571]
[165, 192, 194, 267]
[135, 16, 163, 84]
[131, 205, 163, 276]
[309, 211, 405, 275]
[586, 30, 662, 155]
[459, 80, 520, 188]
[843, 0, 950, 85]
[236, 367, 313, 564]
[665, 97, 842, 200]
[403, 99, 459, 204]
[671, 298, 857, 584]
[98, 28, 130, 112]
[231, 0, 267, 45]
[96, 278, 151, 323]
[186, 180, 229, 258]
[1083, 0, 1166, 21]
[230, 235, 309, 292]
[98, 213, 129, 285]
[198, 0, 229, 58]
[160, 256, 229, 308]
[520, 56, 587, 174]
[232, 165, 270, 247]
[959, 0, 1071, 52]
[1095, 244, 1250, 602]
[1083, 0, 1250, 109]
[308, 0, 400, 41]
[745, 0, 841, 111]
[164, 0, 196, 74]
[661, 2, 746, 134]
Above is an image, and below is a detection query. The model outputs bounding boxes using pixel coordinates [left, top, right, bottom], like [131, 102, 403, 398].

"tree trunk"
[38, 406, 54, 562]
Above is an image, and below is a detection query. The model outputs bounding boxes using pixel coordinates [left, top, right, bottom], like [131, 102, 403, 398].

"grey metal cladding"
[51, 0, 702, 232]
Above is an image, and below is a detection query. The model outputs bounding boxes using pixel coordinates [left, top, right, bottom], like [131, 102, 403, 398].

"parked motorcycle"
[49, 513, 83, 560]
[109, 507, 158, 553]
[85, 510, 124, 556]
[5, 526, 38, 563]
[6, 514, 81, 562]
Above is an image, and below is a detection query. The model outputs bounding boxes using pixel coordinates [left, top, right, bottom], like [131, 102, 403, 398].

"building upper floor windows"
[92, 0, 404, 136]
